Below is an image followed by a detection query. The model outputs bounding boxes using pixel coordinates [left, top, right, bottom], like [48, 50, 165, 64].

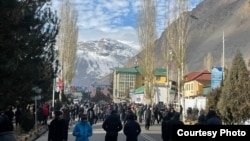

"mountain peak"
[72, 38, 140, 86]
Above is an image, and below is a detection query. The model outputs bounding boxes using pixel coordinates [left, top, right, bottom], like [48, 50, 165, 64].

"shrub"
[20, 111, 35, 132]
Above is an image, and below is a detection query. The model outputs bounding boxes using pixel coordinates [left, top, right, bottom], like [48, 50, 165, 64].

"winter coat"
[102, 111, 123, 136]
[206, 110, 222, 125]
[87, 108, 95, 124]
[145, 109, 151, 120]
[123, 110, 136, 124]
[123, 116, 141, 141]
[73, 121, 93, 141]
[48, 118, 68, 141]
[0, 131, 16, 141]
[0, 114, 13, 133]
[161, 112, 184, 141]
[0, 114, 15, 141]
[194, 114, 206, 125]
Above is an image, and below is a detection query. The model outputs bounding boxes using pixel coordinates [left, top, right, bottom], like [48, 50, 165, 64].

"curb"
[16, 126, 47, 141]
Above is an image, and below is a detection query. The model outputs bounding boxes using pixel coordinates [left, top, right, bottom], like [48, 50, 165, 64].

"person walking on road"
[144, 106, 152, 130]
[87, 106, 95, 126]
[123, 113, 141, 141]
[161, 112, 172, 141]
[48, 110, 68, 141]
[73, 114, 93, 141]
[162, 112, 184, 141]
[102, 110, 123, 141]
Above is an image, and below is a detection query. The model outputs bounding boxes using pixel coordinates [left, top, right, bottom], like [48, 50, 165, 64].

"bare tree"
[163, 0, 189, 104]
[137, 0, 157, 105]
[57, 0, 78, 100]
[203, 52, 213, 71]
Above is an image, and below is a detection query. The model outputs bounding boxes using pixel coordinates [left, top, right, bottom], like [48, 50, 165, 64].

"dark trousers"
[105, 133, 118, 141]
[145, 119, 151, 129]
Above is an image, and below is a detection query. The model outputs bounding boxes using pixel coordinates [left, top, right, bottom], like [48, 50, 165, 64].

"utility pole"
[166, 46, 169, 105]
[222, 31, 225, 80]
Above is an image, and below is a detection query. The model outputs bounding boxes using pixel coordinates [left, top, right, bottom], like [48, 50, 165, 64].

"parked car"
[73, 99, 79, 104]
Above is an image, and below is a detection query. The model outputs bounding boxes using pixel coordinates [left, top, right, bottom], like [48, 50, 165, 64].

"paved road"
[36, 120, 162, 141]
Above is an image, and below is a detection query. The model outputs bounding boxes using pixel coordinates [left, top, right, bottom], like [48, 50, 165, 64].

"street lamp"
[32, 86, 42, 133]
[166, 48, 172, 105]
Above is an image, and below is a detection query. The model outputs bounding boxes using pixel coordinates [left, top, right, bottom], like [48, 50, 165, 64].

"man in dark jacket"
[48, 110, 68, 141]
[123, 107, 136, 124]
[123, 114, 141, 141]
[206, 110, 222, 125]
[162, 112, 184, 141]
[161, 112, 172, 141]
[102, 110, 123, 141]
[0, 108, 16, 141]
[144, 107, 151, 130]
[87, 106, 95, 126]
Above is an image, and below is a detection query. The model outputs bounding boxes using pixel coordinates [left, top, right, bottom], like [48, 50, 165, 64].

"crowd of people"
[0, 101, 222, 141]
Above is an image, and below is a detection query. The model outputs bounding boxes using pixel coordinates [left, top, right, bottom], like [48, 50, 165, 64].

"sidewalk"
[15, 123, 48, 141]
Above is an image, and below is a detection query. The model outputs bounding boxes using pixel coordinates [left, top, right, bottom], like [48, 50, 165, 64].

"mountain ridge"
[73, 0, 250, 87]
[127, 0, 250, 74]
[71, 38, 140, 86]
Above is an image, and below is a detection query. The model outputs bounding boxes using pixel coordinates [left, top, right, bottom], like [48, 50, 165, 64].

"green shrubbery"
[20, 111, 35, 132]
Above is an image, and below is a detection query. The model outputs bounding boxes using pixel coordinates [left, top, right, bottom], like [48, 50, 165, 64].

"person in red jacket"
[42, 104, 49, 125]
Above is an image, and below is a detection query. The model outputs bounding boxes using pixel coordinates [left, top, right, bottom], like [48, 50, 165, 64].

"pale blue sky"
[53, 0, 203, 45]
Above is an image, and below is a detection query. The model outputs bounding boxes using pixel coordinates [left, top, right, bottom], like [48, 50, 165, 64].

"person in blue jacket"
[73, 114, 93, 141]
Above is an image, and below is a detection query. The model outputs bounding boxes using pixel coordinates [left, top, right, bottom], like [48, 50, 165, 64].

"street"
[36, 120, 162, 141]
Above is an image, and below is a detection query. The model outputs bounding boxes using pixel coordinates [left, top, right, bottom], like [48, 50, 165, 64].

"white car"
[73, 99, 79, 104]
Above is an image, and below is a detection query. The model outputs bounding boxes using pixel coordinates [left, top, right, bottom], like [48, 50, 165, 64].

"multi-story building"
[112, 66, 142, 103]
[113, 66, 177, 104]
[183, 70, 211, 97]
[183, 70, 211, 112]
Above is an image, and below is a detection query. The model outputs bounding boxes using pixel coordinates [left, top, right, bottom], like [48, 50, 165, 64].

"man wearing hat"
[73, 114, 93, 141]
[48, 110, 68, 141]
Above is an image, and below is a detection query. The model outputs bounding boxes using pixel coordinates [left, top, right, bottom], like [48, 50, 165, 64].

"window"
[118, 73, 136, 98]
[156, 76, 161, 80]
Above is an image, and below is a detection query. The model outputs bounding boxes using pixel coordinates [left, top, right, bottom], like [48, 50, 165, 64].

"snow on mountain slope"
[71, 38, 140, 87]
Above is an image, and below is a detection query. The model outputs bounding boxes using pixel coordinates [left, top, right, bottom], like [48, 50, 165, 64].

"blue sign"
[211, 66, 223, 92]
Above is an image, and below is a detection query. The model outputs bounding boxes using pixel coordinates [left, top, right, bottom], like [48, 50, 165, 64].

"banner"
[55, 77, 63, 92]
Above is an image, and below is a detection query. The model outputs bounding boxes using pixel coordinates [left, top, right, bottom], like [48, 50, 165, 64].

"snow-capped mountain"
[71, 38, 140, 87]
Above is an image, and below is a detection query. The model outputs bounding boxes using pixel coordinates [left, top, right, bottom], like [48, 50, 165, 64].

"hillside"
[126, 0, 250, 75]
[186, 0, 250, 71]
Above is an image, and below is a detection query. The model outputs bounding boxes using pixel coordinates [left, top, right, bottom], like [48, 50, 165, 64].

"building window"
[156, 76, 160, 81]
[118, 73, 136, 98]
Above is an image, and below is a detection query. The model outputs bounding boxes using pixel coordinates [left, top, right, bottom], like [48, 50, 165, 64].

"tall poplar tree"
[57, 0, 78, 101]
[137, 0, 157, 105]
[162, 0, 190, 104]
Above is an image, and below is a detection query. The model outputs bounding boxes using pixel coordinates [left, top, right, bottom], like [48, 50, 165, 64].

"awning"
[133, 86, 144, 94]
[169, 89, 176, 94]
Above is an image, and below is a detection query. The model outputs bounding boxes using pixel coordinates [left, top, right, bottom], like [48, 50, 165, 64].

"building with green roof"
[112, 66, 177, 103]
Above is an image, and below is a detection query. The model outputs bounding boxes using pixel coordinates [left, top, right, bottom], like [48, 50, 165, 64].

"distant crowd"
[0, 101, 222, 141]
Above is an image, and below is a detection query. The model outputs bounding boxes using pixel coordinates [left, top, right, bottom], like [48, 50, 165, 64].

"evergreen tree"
[0, 0, 59, 108]
[235, 63, 250, 123]
[218, 50, 250, 124]
[206, 87, 221, 112]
